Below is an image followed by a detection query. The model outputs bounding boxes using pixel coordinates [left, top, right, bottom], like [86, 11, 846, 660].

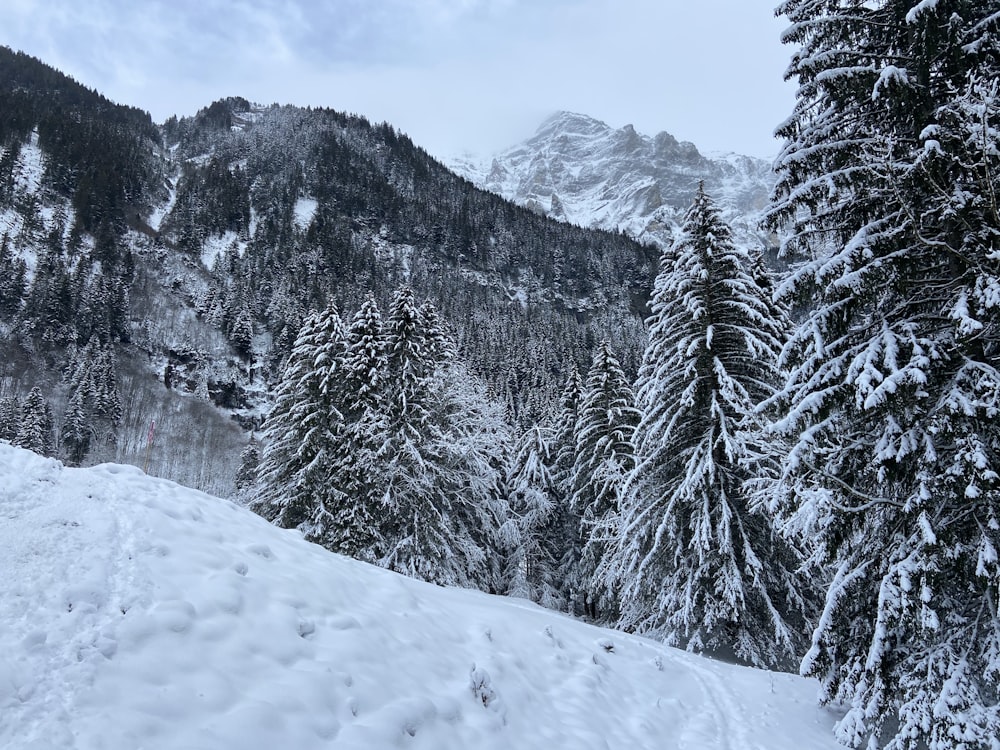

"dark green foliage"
[571, 341, 638, 621]
[0, 47, 160, 237]
[14, 386, 53, 456]
[233, 434, 261, 492]
[0, 395, 20, 441]
[609, 187, 810, 669]
[767, 1, 1000, 746]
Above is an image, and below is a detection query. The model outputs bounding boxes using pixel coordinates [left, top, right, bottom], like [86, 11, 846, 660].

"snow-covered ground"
[0, 443, 841, 749]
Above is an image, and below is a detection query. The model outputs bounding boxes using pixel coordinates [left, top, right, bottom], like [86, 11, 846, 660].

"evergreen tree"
[251, 302, 347, 532]
[609, 186, 810, 669]
[571, 341, 638, 621]
[544, 366, 586, 613]
[502, 425, 560, 603]
[229, 303, 255, 361]
[15, 387, 54, 456]
[766, 2, 1000, 746]
[61, 388, 92, 466]
[233, 434, 261, 492]
[376, 288, 508, 588]
[91, 348, 122, 445]
[306, 295, 387, 562]
[383, 286, 434, 423]
[0, 395, 20, 442]
[252, 288, 509, 589]
[0, 236, 26, 315]
[312, 293, 386, 560]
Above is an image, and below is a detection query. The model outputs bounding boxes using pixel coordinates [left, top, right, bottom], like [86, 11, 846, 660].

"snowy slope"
[0, 132, 78, 282]
[0, 443, 840, 749]
[451, 112, 774, 249]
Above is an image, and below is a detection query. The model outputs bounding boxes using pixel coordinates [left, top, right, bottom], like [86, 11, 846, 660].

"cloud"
[2, 0, 794, 158]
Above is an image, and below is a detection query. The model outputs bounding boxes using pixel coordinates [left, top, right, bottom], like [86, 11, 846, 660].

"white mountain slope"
[451, 111, 775, 249]
[0, 443, 840, 749]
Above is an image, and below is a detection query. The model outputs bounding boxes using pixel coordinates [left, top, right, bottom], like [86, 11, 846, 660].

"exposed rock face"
[452, 111, 775, 249]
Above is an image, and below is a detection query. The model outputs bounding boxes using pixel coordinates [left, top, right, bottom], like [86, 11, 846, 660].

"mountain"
[0, 442, 841, 749]
[0, 49, 657, 492]
[451, 111, 775, 249]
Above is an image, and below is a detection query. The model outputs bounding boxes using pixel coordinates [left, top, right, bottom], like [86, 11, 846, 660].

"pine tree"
[502, 425, 559, 603]
[383, 286, 434, 424]
[15, 387, 54, 456]
[0, 395, 20, 442]
[61, 388, 92, 466]
[766, 2, 1000, 746]
[376, 288, 508, 588]
[609, 186, 811, 669]
[251, 302, 347, 532]
[314, 293, 386, 561]
[229, 303, 255, 361]
[91, 348, 122, 445]
[571, 341, 638, 621]
[0, 236, 26, 315]
[233, 434, 261, 492]
[543, 366, 586, 613]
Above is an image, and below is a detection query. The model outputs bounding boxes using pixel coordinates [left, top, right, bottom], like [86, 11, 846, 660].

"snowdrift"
[0, 443, 840, 749]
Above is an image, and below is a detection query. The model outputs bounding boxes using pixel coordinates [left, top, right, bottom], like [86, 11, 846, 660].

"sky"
[3, 1, 795, 161]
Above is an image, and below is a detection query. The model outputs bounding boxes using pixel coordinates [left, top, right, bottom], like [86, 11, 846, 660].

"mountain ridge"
[450, 110, 775, 249]
[0, 51, 655, 492]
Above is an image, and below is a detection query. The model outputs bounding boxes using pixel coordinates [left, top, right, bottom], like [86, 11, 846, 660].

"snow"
[449, 112, 774, 251]
[0, 443, 841, 749]
[14, 134, 46, 195]
[906, 0, 940, 23]
[148, 178, 178, 232]
[293, 197, 318, 231]
[0, 136, 77, 282]
[200, 230, 242, 269]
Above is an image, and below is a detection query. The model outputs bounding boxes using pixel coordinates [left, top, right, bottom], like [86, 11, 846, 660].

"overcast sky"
[4, 1, 794, 161]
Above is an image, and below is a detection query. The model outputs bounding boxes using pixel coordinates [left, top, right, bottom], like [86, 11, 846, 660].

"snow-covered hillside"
[451, 111, 775, 249]
[0, 442, 840, 749]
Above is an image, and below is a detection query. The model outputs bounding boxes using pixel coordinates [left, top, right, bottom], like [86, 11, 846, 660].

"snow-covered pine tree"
[766, 2, 1000, 746]
[251, 302, 347, 533]
[233, 434, 261, 492]
[229, 303, 255, 361]
[91, 347, 122, 447]
[377, 287, 508, 589]
[543, 365, 586, 613]
[318, 292, 387, 561]
[0, 395, 19, 442]
[61, 388, 92, 466]
[609, 185, 811, 669]
[15, 387, 54, 456]
[502, 425, 560, 603]
[344, 292, 387, 421]
[422, 361, 512, 590]
[383, 286, 434, 425]
[571, 341, 638, 621]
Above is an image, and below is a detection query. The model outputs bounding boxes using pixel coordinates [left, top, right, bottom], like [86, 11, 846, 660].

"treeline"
[247, 192, 814, 672]
[247, 4, 1000, 749]
[161, 99, 655, 425]
[0, 47, 161, 237]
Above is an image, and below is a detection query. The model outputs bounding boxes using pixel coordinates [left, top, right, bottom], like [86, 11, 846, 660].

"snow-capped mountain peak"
[451, 111, 775, 249]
